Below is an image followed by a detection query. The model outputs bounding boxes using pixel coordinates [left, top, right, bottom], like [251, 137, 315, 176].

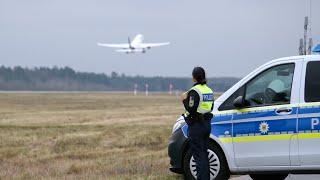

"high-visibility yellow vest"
[186, 84, 214, 115]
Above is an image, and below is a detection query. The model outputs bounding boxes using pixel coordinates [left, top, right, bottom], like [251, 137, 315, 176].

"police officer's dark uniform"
[182, 67, 214, 180]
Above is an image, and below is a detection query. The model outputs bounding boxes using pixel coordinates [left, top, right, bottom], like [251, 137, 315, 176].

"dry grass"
[0, 93, 184, 179]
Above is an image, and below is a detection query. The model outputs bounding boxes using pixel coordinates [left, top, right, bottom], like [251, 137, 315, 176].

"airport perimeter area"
[0, 93, 183, 179]
[0, 93, 320, 180]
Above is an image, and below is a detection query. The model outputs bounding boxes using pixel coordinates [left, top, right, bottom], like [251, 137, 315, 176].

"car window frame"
[304, 61, 320, 103]
[218, 63, 295, 111]
[243, 63, 295, 108]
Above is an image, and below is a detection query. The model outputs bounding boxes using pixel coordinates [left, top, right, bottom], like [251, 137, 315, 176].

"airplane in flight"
[97, 34, 170, 54]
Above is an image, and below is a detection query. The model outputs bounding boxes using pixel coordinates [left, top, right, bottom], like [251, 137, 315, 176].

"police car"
[168, 54, 320, 180]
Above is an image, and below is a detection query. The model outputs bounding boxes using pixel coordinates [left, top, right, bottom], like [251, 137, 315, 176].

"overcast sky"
[0, 0, 319, 77]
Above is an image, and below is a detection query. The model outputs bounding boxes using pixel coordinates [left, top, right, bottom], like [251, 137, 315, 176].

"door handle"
[275, 107, 292, 115]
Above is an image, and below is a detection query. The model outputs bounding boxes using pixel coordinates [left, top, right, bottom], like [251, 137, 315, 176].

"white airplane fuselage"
[119, 34, 150, 54]
[97, 34, 170, 54]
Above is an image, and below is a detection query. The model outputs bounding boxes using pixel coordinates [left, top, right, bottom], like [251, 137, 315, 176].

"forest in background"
[0, 66, 240, 92]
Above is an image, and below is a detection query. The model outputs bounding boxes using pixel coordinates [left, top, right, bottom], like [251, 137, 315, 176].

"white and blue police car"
[168, 54, 320, 180]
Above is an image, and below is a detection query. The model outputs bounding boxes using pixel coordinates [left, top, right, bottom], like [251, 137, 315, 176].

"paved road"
[231, 175, 320, 180]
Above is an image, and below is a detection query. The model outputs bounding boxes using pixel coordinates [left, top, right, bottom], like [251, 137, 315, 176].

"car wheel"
[183, 142, 230, 180]
[249, 174, 288, 180]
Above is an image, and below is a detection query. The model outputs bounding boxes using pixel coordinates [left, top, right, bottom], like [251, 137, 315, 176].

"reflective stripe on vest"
[188, 84, 214, 114]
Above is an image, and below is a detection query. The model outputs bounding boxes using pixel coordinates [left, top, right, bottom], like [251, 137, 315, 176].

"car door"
[232, 63, 298, 167]
[298, 60, 320, 166]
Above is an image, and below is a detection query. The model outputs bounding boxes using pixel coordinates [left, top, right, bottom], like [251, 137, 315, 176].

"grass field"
[0, 93, 185, 180]
[2, 93, 319, 180]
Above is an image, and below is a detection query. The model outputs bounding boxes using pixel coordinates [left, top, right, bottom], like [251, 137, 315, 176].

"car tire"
[249, 174, 288, 180]
[183, 142, 230, 180]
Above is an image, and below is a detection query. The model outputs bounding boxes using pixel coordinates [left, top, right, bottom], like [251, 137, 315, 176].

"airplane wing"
[115, 49, 129, 53]
[97, 43, 130, 48]
[140, 42, 170, 48]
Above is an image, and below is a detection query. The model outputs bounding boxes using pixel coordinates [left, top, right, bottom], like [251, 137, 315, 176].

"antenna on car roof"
[299, 0, 313, 55]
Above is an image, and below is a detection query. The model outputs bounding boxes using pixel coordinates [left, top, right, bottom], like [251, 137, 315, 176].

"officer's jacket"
[183, 83, 214, 123]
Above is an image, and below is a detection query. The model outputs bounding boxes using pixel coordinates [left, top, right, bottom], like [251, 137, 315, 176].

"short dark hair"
[192, 67, 206, 84]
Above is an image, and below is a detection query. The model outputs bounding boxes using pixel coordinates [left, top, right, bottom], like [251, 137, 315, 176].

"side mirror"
[233, 96, 245, 108]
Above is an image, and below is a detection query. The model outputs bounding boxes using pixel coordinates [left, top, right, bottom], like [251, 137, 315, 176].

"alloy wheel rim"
[189, 149, 220, 179]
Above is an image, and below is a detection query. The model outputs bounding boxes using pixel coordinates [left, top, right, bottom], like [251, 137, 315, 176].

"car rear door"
[298, 60, 320, 165]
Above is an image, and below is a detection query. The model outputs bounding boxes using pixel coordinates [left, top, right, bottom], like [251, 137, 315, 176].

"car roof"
[269, 55, 320, 64]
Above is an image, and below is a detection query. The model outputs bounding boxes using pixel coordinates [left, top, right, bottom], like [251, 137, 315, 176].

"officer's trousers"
[188, 118, 211, 180]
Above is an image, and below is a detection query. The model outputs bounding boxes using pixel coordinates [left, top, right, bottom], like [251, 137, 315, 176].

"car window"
[305, 61, 320, 102]
[219, 87, 244, 111]
[244, 63, 295, 107]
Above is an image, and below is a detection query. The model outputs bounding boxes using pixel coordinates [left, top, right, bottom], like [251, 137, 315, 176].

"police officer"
[181, 67, 214, 180]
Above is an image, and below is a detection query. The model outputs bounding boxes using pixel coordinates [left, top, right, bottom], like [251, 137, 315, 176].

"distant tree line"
[0, 66, 240, 92]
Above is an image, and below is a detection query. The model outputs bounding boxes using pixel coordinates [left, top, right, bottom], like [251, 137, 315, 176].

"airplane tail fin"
[128, 37, 133, 49]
